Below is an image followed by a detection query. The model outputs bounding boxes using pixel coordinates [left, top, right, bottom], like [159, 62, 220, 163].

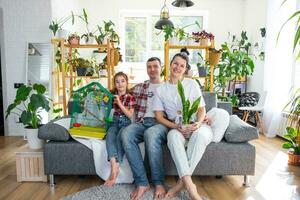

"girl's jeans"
[106, 115, 131, 163]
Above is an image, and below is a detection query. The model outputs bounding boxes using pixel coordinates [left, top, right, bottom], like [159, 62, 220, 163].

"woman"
[153, 52, 212, 200]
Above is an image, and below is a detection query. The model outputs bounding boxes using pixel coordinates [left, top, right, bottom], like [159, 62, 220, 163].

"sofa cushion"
[206, 108, 230, 143]
[38, 121, 70, 141]
[224, 115, 259, 143]
[203, 92, 217, 111]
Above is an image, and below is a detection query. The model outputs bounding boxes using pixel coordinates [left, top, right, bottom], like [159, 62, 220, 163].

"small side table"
[15, 146, 47, 182]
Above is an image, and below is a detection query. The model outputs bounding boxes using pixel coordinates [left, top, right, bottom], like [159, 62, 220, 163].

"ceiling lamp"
[155, 0, 174, 30]
[172, 0, 194, 8]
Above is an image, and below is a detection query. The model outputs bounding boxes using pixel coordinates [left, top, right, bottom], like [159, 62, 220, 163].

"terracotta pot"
[199, 38, 209, 46]
[287, 151, 300, 165]
[68, 37, 80, 45]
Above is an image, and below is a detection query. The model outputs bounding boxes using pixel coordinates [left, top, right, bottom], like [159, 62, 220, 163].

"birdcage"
[68, 82, 114, 139]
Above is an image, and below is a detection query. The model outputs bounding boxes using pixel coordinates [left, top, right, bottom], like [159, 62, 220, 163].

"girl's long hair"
[111, 71, 129, 95]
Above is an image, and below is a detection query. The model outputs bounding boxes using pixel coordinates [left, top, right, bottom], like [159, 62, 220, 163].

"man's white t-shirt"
[144, 83, 162, 118]
[153, 78, 205, 121]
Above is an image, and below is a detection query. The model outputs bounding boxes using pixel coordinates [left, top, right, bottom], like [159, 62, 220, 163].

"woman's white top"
[153, 78, 205, 121]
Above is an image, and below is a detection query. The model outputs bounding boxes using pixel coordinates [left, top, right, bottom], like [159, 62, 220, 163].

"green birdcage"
[68, 82, 114, 139]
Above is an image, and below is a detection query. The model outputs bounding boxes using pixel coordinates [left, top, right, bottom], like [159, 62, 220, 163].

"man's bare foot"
[104, 162, 120, 186]
[130, 185, 150, 200]
[165, 179, 184, 198]
[154, 185, 166, 199]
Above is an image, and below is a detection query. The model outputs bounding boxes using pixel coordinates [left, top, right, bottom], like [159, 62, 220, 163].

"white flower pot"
[25, 128, 44, 149]
[57, 29, 69, 39]
[169, 37, 179, 45]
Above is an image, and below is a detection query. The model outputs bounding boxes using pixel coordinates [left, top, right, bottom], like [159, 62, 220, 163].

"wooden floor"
[0, 136, 299, 200]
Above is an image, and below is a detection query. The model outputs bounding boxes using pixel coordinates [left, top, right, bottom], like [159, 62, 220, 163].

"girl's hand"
[113, 95, 121, 106]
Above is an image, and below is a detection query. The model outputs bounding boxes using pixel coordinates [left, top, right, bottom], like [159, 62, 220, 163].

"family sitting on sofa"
[106, 50, 212, 200]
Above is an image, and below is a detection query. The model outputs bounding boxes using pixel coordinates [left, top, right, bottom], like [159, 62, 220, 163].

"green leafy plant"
[5, 84, 50, 129]
[277, 0, 300, 59]
[162, 25, 175, 41]
[282, 127, 300, 155]
[49, 12, 75, 36]
[177, 80, 201, 124]
[95, 20, 120, 44]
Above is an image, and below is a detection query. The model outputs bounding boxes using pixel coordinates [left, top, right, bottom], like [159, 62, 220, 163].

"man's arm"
[155, 111, 178, 129]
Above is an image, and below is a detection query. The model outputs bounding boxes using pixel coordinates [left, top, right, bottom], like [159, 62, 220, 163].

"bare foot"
[185, 182, 201, 200]
[154, 185, 166, 199]
[104, 162, 120, 186]
[130, 185, 150, 200]
[165, 179, 184, 198]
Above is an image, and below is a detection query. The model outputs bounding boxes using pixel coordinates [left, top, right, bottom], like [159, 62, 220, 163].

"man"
[121, 57, 168, 200]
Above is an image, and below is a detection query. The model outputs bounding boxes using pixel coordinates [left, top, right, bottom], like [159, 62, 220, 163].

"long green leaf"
[20, 111, 32, 126]
[277, 10, 300, 44]
[188, 97, 201, 121]
[33, 83, 46, 94]
[177, 81, 185, 106]
[5, 103, 17, 118]
[294, 25, 300, 50]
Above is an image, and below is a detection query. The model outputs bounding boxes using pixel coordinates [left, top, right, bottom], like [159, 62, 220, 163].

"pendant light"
[155, 0, 174, 30]
[172, 0, 194, 8]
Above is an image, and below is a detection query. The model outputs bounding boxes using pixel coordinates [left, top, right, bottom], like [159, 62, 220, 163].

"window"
[119, 10, 208, 82]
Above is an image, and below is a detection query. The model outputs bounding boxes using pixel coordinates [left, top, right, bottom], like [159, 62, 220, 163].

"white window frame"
[119, 9, 209, 70]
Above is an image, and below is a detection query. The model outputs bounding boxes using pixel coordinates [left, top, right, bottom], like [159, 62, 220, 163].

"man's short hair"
[146, 57, 161, 65]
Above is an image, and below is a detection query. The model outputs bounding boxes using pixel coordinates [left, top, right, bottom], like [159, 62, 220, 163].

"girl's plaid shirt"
[131, 80, 150, 122]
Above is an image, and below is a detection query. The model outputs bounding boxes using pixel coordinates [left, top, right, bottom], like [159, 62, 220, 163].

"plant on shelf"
[49, 11, 75, 37]
[282, 88, 300, 165]
[95, 20, 120, 45]
[78, 8, 96, 44]
[192, 30, 214, 45]
[68, 33, 80, 45]
[162, 25, 175, 41]
[177, 80, 201, 126]
[5, 84, 50, 149]
[213, 31, 254, 97]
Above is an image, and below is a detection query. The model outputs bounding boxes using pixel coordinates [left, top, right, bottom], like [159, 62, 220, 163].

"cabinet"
[51, 39, 117, 115]
[164, 40, 216, 92]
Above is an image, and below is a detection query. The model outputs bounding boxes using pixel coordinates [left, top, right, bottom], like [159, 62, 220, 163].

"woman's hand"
[113, 95, 121, 106]
[203, 115, 211, 126]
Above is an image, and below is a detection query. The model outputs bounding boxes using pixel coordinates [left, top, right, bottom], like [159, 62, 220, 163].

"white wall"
[0, 0, 52, 136]
[244, 0, 268, 94]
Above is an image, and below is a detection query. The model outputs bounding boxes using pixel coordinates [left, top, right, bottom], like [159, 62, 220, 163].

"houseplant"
[177, 80, 201, 128]
[78, 8, 95, 44]
[5, 84, 50, 149]
[49, 11, 75, 38]
[192, 30, 214, 46]
[282, 88, 300, 165]
[95, 20, 120, 45]
[68, 33, 80, 45]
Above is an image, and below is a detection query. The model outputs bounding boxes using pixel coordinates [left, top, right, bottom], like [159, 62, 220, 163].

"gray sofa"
[40, 92, 258, 187]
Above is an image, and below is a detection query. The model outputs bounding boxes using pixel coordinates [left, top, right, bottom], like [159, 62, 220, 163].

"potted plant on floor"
[5, 84, 50, 149]
[282, 88, 300, 165]
[177, 80, 201, 132]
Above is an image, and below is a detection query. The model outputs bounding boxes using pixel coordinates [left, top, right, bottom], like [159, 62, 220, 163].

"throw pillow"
[206, 107, 230, 143]
[224, 115, 259, 143]
[38, 117, 71, 141]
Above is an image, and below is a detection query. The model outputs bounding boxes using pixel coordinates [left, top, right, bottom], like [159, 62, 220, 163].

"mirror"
[26, 42, 52, 123]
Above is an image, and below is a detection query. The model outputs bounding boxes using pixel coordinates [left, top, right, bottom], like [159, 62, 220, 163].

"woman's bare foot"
[104, 159, 120, 186]
[182, 176, 201, 200]
[165, 179, 184, 198]
[154, 185, 166, 199]
[130, 185, 150, 200]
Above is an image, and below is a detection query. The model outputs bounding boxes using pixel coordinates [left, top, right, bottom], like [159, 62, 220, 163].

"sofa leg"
[49, 174, 55, 187]
[243, 175, 250, 187]
[216, 176, 223, 179]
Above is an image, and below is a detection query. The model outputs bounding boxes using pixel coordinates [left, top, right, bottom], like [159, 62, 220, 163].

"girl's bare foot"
[130, 185, 150, 200]
[104, 159, 120, 186]
[165, 179, 184, 198]
[154, 185, 166, 199]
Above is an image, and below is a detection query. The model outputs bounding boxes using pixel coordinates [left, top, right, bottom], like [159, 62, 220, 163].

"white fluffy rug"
[62, 184, 193, 200]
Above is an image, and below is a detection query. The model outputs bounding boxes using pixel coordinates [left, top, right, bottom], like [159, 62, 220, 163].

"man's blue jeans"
[121, 118, 168, 186]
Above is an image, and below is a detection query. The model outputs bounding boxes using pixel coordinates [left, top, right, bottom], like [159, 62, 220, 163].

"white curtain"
[263, 0, 297, 137]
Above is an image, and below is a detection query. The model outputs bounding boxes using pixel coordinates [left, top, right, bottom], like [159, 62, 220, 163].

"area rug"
[62, 184, 192, 200]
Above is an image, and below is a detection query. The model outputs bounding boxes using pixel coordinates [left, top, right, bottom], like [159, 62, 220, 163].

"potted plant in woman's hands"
[177, 80, 201, 134]
[5, 84, 50, 149]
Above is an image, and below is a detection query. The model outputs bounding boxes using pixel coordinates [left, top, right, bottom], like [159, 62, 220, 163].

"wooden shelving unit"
[51, 39, 117, 115]
[164, 40, 215, 92]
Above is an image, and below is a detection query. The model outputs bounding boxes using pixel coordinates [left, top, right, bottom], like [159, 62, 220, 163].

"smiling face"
[170, 56, 187, 79]
[146, 60, 161, 80]
[114, 75, 128, 93]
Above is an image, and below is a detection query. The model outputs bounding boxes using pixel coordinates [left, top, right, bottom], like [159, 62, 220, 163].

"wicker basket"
[209, 50, 222, 65]
[288, 151, 300, 165]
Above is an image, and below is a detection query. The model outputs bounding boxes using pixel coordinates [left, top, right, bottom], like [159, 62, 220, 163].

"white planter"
[57, 29, 69, 39]
[169, 37, 179, 45]
[25, 128, 44, 149]
[99, 69, 107, 76]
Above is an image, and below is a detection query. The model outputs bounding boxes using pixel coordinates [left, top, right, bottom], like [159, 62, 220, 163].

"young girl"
[105, 72, 136, 186]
